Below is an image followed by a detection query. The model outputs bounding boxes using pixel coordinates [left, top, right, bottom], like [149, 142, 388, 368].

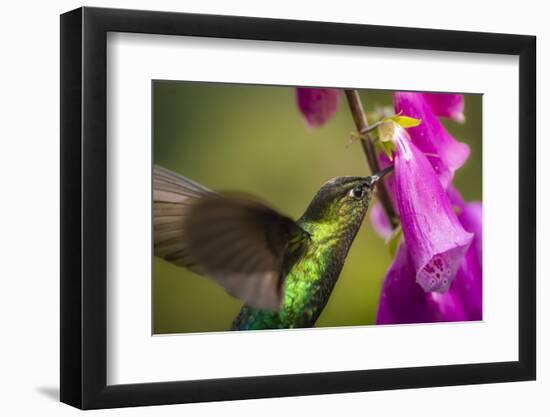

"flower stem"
[344, 89, 398, 229]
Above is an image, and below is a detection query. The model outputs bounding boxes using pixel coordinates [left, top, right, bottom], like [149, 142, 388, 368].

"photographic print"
[153, 82, 482, 334]
[60, 8, 535, 407]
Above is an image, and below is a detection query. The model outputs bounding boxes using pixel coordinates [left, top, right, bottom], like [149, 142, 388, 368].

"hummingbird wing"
[154, 165, 308, 311]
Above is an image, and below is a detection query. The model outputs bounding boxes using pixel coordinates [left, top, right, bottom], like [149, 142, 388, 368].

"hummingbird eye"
[349, 184, 367, 199]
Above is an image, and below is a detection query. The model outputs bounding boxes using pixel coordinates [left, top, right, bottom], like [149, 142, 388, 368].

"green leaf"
[386, 115, 422, 129]
[374, 120, 397, 159]
[374, 139, 395, 160]
[377, 121, 395, 142]
[387, 224, 403, 258]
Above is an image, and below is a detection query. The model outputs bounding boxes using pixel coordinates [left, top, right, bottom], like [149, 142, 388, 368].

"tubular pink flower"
[422, 93, 465, 123]
[392, 125, 473, 293]
[375, 184, 482, 324]
[459, 202, 482, 267]
[296, 88, 341, 128]
[452, 250, 482, 320]
[447, 186, 482, 269]
[447, 187, 483, 319]
[369, 202, 393, 240]
[376, 243, 468, 324]
[394, 92, 470, 188]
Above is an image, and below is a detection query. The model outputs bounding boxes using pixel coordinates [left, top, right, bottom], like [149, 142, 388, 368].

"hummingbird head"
[299, 166, 393, 237]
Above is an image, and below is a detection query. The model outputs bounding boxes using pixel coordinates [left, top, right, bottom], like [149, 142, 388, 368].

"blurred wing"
[154, 165, 216, 271]
[153, 165, 308, 310]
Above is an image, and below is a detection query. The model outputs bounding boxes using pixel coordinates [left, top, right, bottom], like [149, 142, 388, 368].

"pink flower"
[391, 125, 473, 293]
[447, 187, 483, 320]
[296, 88, 341, 128]
[394, 92, 470, 188]
[422, 93, 465, 123]
[376, 243, 469, 324]
[369, 202, 393, 240]
[376, 183, 482, 324]
[291, 88, 481, 324]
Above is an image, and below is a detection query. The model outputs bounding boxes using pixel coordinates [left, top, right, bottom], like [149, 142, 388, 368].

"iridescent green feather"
[153, 165, 381, 331]
[231, 189, 369, 330]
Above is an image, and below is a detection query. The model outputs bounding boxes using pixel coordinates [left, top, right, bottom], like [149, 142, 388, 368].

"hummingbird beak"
[369, 165, 394, 186]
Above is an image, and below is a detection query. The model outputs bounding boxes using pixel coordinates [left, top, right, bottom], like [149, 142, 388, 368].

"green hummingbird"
[153, 164, 393, 331]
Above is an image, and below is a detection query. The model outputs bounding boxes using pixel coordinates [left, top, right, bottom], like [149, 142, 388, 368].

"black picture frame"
[60, 6, 536, 410]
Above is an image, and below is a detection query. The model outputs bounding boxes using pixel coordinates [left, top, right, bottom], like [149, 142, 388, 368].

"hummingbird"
[153, 164, 393, 331]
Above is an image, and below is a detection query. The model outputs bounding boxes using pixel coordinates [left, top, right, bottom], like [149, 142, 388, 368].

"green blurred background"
[153, 81, 482, 334]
